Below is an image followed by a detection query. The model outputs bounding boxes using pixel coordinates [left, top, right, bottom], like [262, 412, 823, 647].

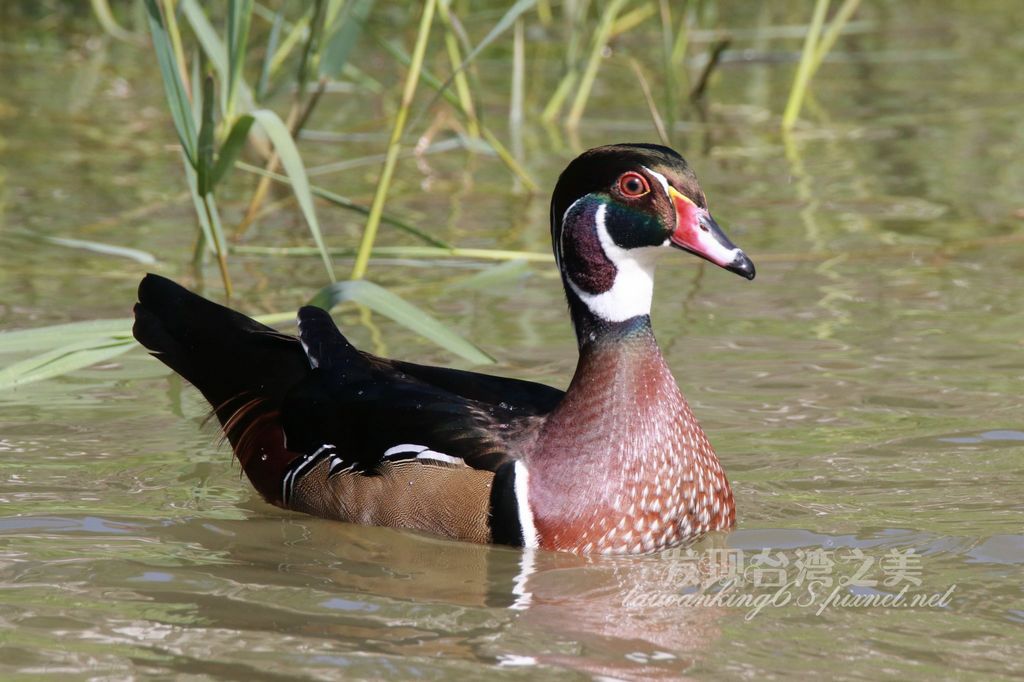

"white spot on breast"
[514, 461, 539, 549]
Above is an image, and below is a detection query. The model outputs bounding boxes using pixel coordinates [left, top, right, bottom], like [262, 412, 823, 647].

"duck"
[133, 143, 755, 555]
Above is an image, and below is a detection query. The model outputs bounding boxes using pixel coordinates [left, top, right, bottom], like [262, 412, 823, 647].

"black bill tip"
[728, 251, 756, 280]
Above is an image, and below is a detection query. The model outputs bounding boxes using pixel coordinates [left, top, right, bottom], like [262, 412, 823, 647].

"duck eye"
[617, 172, 650, 198]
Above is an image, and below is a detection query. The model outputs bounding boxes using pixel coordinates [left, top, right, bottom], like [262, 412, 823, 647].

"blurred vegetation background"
[1, 0, 1019, 389]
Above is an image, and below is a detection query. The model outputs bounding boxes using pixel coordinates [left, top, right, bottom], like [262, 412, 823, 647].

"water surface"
[1, 4, 1022, 679]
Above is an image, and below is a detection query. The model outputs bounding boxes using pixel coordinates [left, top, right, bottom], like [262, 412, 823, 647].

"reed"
[8, 0, 883, 388]
[565, 0, 628, 129]
[350, 0, 438, 281]
[782, 0, 862, 130]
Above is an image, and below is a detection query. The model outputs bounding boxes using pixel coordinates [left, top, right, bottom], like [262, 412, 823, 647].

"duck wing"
[134, 275, 551, 544]
[283, 306, 553, 476]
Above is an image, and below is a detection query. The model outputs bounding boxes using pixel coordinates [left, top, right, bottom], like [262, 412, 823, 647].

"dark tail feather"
[133, 274, 310, 504]
[296, 305, 360, 374]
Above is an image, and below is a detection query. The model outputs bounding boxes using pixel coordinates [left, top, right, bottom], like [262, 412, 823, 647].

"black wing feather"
[136, 275, 564, 482]
[281, 305, 561, 474]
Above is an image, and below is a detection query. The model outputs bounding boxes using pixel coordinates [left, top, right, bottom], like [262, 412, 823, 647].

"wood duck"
[133, 143, 755, 555]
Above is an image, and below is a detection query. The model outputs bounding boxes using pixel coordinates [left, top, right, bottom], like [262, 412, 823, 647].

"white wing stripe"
[383, 443, 429, 458]
[282, 443, 336, 505]
[416, 450, 463, 465]
[382, 443, 463, 466]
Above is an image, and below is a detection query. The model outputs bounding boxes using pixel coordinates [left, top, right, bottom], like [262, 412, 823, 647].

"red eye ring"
[617, 171, 650, 198]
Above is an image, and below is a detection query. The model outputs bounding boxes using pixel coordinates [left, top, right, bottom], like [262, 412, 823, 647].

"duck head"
[550, 143, 755, 343]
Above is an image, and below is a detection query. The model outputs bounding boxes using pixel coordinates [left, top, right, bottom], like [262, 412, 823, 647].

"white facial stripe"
[643, 166, 672, 198]
[556, 196, 585, 270]
[514, 460, 539, 549]
[565, 203, 660, 323]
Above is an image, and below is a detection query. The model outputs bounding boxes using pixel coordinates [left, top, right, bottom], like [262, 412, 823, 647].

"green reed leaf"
[422, 0, 536, 110]
[180, 0, 227, 83]
[196, 75, 216, 195]
[210, 114, 254, 187]
[319, 0, 375, 78]
[308, 280, 494, 365]
[144, 0, 197, 166]
[180, 0, 254, 114]
[255, 8, 283, 101]
[90, 0, 143, 45]
[249, 109, 335, 281]
[0, 337, 136, 391]
[226, 0, 254, 120]
[566, 0, 629, 128]
[351, 0, 437, 281]
[42, 235, 158, 265]
[234, 160, 451, 248]
[445, 259, 530, 291]
[0, 319, 132, 355]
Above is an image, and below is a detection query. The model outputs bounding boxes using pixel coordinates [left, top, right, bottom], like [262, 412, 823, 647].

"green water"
[1, 4, 1022, 679]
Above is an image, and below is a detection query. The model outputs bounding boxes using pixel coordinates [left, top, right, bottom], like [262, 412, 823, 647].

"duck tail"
[132, 273, 309, 504]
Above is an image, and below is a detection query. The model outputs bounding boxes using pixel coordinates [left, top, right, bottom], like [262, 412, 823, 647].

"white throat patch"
[564, 203, 662, 323]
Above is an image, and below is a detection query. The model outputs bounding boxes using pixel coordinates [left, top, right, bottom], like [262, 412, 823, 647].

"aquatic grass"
[144, 0, 340, 290]
[350, 0, 438, 281]
[194, 75, 234, 294]
[37, 237, 158, 266]
[444, 259, 531, 292]
[232, 2, 324, 238]
[782, 0, 862, 130]
[234, 161, 450, 248]
[231, 0, 373, 237]
[509, 16, 526, 167]
[689, 37, 730, 101]
[413, 0, 537, 122]
[657, 0, 678, 144]
[565, 0, 629, 129]
[263, 5, 313, 81]
[396, 0, 540, 189]
[234, 245, 553, 263]
[809, 0, 862, 75]
[249, 109, 336, 281]
[10, 228, 158, 266]
[8, 0, 544, 383]
[184, 158, 233, 296]
[146, 0, 232, 292]
[437, 0, 480, 139]
[0, 337, 138, 392]
[541, 0, 588, 122]
[49, 0, 882, 390]
[180, 0, 255, 115]
[233, 84, 321, 239]
[629, 58, 670, 146]
[209, 115, 255, 187]
[254, 6, 283, 100]
[303, 136, 487, 177]
[0, 319, 138, 392]
[145, 0, 197, 166]
[90, 0, 144, 45]
[781, 0, 829, 131]
[225, 0, 254, 123]
[0, 320, 135, 355]
[610, 2, 655, 36]
[308, 280, 494, 365]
